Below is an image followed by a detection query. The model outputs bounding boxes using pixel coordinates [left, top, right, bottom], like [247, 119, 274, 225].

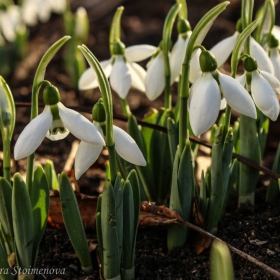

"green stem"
[164, 75, 172, 109]
[120, 98, 131, 117]
[3, 139, 11, 183]
[178, 62, 190, 155]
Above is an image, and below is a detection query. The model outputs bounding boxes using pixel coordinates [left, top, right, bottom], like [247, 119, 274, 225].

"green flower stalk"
[0, 76, 15, 183]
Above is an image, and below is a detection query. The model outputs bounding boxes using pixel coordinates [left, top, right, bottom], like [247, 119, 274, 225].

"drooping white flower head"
[14, 85, 105, 160]
[79, 44, 157, 99]
[237, 56, 280, 121]
[169, 31, 192, 83]
[0, 5, 24, 42]
[268, 35, 280, 81]
[189, 50, 256, 136]
[75, 122, 146, 179]
[21, 0, 66, 26]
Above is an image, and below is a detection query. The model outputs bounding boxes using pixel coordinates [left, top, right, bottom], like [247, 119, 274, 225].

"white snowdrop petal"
[250, 37, 274, 74]
[145, 52, 165, 101]
[46, 129, 70, 141]
[127, 62, 146, 92]
[78, 59, 112, 90]
[75, 141, 103, 179]
[110, 55, 131, 99]
[38, 1, 52, 23]
[260, 70, 280, 94]
[219, 72, 257, 119]
[188, 75, 203, 110]
[58, 103, 105, 145]
[269, 48, 280, 81]
[251, 71, 279, 121]
[236, 73, 246, 87]
[189, 73, 221, 136]
[113, 126, 146, 166]
[210, 32, 239, 68]
[125, 45, 157, 62]
[170, 35, 189, 84]
[189, 49, 202, 84]
[220, 98, 227, 110]
[272, 25, 280, 41]
[14, 106, 52, 160]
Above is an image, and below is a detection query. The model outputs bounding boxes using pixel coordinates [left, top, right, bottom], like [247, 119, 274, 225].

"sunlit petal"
[78, 59, 112, 90]
[110, 55, 131, 99]
[74, 141, 103, 179]
[236, 73, 246, 87]
[145, 51, 165, 101]
[251, 71, 279, 121]
[125, 44, 157, 62]
[170, 35, 189, 84]
[113, 126, 146, 166]
[220, 98, 227, 110]
[218, 72, 256, 119]
[189, 73, 220, 136]
[272, 25, 280, 41]
[269, 48, 280, 81]
[58, 103, 105, 145]
[189, 49, 202, 84]
[210, 32, 239, 67]
[260, 70, 280, 94]
[127, 62, 146, 92]
[14, 106, 52, 160]
[250, 36, 274, 74]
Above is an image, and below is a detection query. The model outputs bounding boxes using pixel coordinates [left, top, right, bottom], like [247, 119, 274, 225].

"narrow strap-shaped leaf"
[30, 166, 50, 266]
[12, 173, 33, 270]
[206, 127, 224, 233]
[210, 240, 234, 280]
[167, 117, 179, 163]
[101, 181, 121, 279]
[0, 178, 13, 254]
[44, 160, 59, 190]
[0, 239, 13, 280]
[127, 115, 155, 201]
[122, 180, 134, 271]
[59, 173, 92, 273]
[222, 128, 233, 193]
[231, 18, 261, 77]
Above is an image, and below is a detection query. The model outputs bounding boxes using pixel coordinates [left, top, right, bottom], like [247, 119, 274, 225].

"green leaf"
[167, 117, 179, 163]
[32, 36, 71, 118]
[231, 18, 261, 77]
[12, 173, 33, 269]
[239, 115, 261, 206]
[45, 160, 59, 190]
[59, 173, 92, 273]
[122, 180, 134, 270]
[0, 240, 13, 280]
[0, 178, 13, 254]
[222, 128, 233, 193]
[206, 127, 224, 233]
[101, 181, 121, 279]
[109, 7, 124, 54]
[30, 166, 50, 266]
[127, 115, 155, 201]
[210, 240, 234, 280]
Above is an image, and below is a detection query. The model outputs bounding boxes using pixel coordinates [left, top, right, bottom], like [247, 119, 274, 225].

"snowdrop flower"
[268, 35, 280, 81]
[0, 5, 24, 42]
[79, 42, 157, 99]
[14, 85, 105, 160]
[74, 99, 146, 179]
[188, 50, 257, 136]
[237, 56, 280, 121]
[189, 30, 275, 83]
[21, 0, 66, 26]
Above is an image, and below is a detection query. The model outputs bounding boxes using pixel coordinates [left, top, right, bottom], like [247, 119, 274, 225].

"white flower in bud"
[79, 45, 157, 99]
[75, 123, 146, 179]
[14, 103, 105, 160]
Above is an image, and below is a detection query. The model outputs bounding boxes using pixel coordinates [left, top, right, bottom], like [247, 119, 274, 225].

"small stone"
[266, 249, 275, 256]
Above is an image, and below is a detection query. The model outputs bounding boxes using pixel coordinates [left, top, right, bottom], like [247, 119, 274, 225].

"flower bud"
[92, 99, 106, 123]
[177, 19, 191, 34]
[112, 40, 125, 55]
[244, 56, 258, 72]
[75, 7, 89, 43]
[199, 50, 217, 72]
[268, 34, 279, 48]
[43, 85, 60, 105]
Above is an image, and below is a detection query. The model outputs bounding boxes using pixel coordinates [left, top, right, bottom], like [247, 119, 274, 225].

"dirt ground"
[2, 0, 280, 279]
